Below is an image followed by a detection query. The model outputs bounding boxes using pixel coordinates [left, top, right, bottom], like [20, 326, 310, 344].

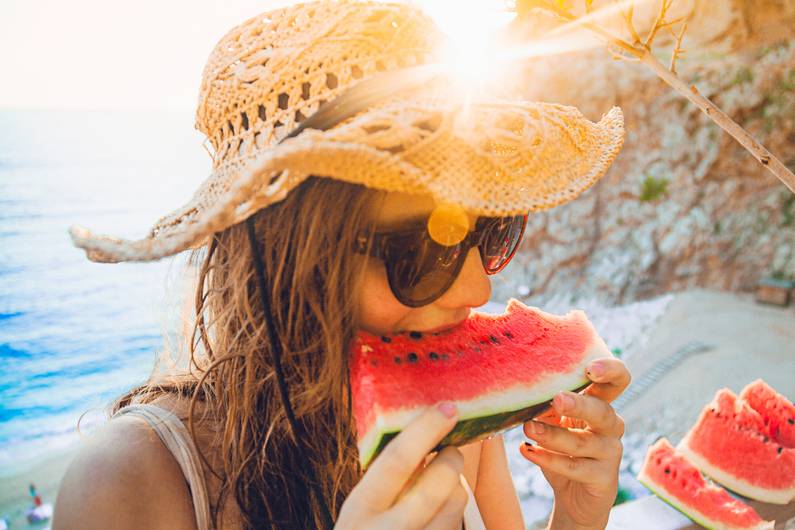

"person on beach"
[53, 2, 630, 529]
[29, 483, 41, 508]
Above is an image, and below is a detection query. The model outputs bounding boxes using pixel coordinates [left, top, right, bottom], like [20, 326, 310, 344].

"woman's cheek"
[356, 260, 410, 335]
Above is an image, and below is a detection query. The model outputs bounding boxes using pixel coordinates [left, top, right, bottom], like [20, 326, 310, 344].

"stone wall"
[495, 0, 795, 305]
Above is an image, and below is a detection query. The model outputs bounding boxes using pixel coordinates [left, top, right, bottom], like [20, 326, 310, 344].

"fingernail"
[528, 421, 545, 436]
[588, 361, 605, 377]
[555, 391, 575, 412]
[438, 402, 457, 418]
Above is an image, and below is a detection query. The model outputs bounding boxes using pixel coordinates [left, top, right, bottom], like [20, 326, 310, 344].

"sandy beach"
[620, 288, 795, 441]
[0, 447, 76, 528]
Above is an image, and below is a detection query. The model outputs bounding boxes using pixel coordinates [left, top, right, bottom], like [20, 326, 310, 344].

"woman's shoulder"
[52, 403, 199, 530]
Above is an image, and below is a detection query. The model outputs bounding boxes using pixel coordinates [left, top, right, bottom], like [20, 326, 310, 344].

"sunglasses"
[353, 214, 528, 307]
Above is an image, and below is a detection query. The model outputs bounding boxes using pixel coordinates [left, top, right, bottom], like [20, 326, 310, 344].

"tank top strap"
[114, 403, 212, 530]
[461, 474, 487, 530]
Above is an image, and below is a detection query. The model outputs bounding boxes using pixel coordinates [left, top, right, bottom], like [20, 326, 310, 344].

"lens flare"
[427, 203, 470, 246]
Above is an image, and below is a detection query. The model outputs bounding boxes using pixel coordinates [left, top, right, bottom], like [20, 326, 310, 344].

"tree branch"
[514, 0, 795, 193]
[669, 21, 687, 74]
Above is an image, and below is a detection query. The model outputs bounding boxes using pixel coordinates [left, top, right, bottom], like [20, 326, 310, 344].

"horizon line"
[0, 105, 196, 113]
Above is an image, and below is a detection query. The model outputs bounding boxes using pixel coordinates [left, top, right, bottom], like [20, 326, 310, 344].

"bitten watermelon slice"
[638, 438, 773, 530]
[678, 388, 795, 504]
[349, 298, 613, 469]
[739, 379, 795, 448]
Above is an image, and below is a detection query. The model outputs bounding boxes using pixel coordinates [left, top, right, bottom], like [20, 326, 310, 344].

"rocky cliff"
[496, 0, 795, 305]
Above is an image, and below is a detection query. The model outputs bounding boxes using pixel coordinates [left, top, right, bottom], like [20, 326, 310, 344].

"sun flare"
[411, 0, 515, 89]
[413, 0, 659, 80]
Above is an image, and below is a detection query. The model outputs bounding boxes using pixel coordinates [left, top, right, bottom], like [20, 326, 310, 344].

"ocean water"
[0, 109, 209, 475]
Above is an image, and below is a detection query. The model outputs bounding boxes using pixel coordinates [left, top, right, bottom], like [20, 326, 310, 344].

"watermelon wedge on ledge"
[678, 388, 795, 504]
[638, 438, 773, 530]
[349, 298, 613, 469]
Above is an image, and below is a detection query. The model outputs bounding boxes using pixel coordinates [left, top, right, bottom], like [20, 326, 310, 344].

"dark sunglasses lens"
[385, 232, 465, 307]
[479, 215, 525, 272]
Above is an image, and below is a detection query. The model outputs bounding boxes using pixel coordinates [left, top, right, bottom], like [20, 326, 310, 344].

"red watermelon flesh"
[350, 298, 613, 469]
[638, 438, 773, 530]
[739, 379, 795, 448]
[678, 389, 795, 505]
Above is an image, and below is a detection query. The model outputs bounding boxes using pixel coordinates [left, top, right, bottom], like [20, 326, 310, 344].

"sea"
[0, 108, 209, 476]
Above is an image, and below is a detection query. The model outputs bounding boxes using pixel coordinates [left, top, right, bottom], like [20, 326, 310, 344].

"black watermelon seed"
[763, 436, 769, 443]
[489, 335, 499, 344]
[664, 467, 670, 474]
[409, 331, 423, 339]
[380, 336, 392, 343]
[788, 418, 794, 425]
[394, 356, 402, 364]
[429, 352, 439, 360]
[503, 331, 514, 339]
[778, 446, 784, 454]
[480, 339, 488, 345]
[407, 352, 418, 363]
[441, 353, 449, 360]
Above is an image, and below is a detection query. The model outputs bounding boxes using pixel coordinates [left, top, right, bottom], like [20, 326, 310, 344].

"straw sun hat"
[69, 0, 625, 264]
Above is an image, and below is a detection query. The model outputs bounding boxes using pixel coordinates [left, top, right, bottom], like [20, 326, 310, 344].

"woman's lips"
[415, 316, 469, 335]
[422, 322, 463, 334]
[401, 310, 471, 336]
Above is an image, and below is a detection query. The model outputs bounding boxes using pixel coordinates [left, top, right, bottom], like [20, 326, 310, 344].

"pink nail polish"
[438, 402, 457, 418]
[555, 392, 575, 411]
[529, 421, 545, 435]
[589, 362, 605, 377]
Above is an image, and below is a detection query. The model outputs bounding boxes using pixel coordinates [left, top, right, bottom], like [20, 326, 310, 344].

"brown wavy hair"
[111, 176, 386, 529]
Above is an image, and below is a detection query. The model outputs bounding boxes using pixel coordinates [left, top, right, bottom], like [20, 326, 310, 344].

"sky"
[0, 0, 301, 110]
[0, 0, 514, 111]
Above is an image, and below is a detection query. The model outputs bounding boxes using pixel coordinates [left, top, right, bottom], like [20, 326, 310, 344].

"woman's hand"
[336, 402, 468, 530]
[520, 358, 631, 530]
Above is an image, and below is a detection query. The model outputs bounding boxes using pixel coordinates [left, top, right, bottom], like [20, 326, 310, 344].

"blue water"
[0, 109, 209, 474]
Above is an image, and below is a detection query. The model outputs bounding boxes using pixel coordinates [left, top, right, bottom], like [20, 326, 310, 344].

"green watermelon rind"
[359, 377, 591, 469]
[637, 475, 773, 530]
[376, 380, 588, 459]
[637, 475, 720, 530]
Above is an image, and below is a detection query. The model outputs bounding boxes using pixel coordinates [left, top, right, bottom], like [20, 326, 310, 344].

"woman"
[54, 2, 629, 529]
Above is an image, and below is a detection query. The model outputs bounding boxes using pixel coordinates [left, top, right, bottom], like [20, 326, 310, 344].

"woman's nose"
[434, 246, 491, 309]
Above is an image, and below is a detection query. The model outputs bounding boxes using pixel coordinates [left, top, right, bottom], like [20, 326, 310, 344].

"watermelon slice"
[739, 379, 795, 448]
[638, 438, 773, 530]
[678, 388, 795, 504]
[349, 298, 613, 469]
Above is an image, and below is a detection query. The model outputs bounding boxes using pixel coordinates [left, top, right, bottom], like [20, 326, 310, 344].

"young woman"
[54, 2, 629, 529]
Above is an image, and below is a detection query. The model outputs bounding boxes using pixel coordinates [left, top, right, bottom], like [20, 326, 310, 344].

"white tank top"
[114, 403, 487, 529]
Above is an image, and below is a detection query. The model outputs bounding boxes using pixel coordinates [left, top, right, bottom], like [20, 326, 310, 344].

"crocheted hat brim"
[69, 99, 624, 263]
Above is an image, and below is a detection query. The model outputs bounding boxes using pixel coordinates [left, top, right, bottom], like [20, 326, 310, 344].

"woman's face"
[356, 192, 491, 336]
